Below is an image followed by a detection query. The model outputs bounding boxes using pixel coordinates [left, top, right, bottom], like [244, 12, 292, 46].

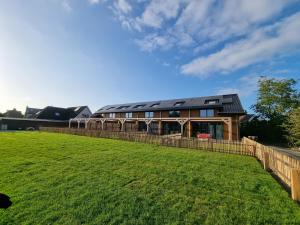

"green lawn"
[0, 132, 300, 225]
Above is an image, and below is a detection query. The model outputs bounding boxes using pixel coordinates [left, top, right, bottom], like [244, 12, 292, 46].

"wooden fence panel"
[40, 127, 254, 156]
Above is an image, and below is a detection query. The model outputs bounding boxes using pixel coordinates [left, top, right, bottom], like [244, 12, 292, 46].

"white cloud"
[61, 0, 72, 12]
[181, 12, 300, 77]
[114, 0, 132, 14]
[217, 75, 260, 97]
[135, 33, 173, 52]
[137, 0, 181, 28]
[88, 0, 100, 4]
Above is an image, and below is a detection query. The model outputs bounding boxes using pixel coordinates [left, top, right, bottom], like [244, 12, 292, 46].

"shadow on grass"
[0, 193, 12, 209]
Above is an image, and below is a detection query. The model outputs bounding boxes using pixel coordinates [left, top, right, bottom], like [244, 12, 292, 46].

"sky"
[0, 0, 300, 114]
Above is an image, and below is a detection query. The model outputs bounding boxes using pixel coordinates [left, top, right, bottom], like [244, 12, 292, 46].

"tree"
[252, 77, 300, 121]
[246, 77, 300, 144]
[285, 107, 300, 147]
[4, 108, 24, 118]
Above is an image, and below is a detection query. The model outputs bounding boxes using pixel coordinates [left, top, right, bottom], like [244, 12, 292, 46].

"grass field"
[0, 132, 300, 225]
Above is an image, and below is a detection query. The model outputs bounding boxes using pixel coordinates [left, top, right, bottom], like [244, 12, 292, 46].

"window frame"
[200, 109, 214, 118]
[125, 112, 133, 118]
[145, 111, 154, 118]
[109, 113, 116, 118]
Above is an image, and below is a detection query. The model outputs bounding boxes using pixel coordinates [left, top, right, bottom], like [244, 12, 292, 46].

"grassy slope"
[0, 132, 299, 225]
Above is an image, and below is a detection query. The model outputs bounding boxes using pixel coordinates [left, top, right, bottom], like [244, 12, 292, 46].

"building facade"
[79, 94, 244, 141]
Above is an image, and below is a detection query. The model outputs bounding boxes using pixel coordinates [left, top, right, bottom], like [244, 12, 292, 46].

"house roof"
[27, 106, 90, 121]
[25, 107, 43, 118]
[93, 94, 245, 116]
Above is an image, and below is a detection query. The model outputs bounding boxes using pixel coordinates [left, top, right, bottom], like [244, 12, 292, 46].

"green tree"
[252, 77, 300, 120]
[285, 107, 300, 147]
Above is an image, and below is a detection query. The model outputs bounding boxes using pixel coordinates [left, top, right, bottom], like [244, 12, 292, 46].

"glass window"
[109, 113, 115, 118]
[174, 101, 185, 107]
[54, 112, 60, 117]
[126, 112, 132, 118]
[145, 112, 154, 118]
[200, 109, 214, 117]
[204, 99, 219, 105]
[207, 109, 214, 117]
[169, 110, 180, 117]
[134, 104, 146, 109]
[150, 103, 160, 108]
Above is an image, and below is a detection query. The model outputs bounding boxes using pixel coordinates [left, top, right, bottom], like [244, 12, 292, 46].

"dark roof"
[29, 106, 90, 121]
[93, 94, 245, 116]
[25, 107, 43, 118]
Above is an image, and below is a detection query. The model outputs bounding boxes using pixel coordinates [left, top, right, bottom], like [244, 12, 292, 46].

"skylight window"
[205, 99, 219, 105]
[174, 101, 185, 107]
[150, 103, 160, 108]
[117, 106, 130, 110]
[134, 104, 146, 109]
[107, 107, 115, 110]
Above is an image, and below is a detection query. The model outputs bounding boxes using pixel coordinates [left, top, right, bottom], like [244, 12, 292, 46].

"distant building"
[1, 106, 92, 131]
[25, 106, 92, 120]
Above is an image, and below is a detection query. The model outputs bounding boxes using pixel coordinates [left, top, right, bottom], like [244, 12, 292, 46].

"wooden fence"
[40, 127, 254, 156]
[243, 137, 300, 201]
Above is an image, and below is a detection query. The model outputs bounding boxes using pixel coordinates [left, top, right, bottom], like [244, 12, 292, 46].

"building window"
[109, 113, 115, 118]
[200, 109, 214, 117]
[134, 104, 146, 109]
[150, 103, 160, 108]
[125, 112, 133, 118]
[107, 107, 115, 110]
[54, 112, 60, 117]
[174, 101, 185, 107]
[117, 106, 130, 110]
[205, 99, 219, 105]
[169, 110, 180, 117]
[145, 112, 154, 118]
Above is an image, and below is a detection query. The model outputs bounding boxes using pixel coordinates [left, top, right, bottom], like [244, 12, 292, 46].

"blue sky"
[0, 0, 300, 113]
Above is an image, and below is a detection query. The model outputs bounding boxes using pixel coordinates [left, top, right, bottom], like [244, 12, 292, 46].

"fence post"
[291, 169, 300, 202]
[263, 151, 270, 171]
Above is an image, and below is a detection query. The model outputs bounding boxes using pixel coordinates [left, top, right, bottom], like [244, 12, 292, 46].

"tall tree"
[252, 77, 300, 121]
[285, 107, 300, 147]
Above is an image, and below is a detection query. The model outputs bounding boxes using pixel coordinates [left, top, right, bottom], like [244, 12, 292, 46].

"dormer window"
[134, 104, 146, 109]
[117, 106, 130, 110]
[205, 99, 219, 105]
[150, 103, 160, 108]
[174, 101, 185, 107]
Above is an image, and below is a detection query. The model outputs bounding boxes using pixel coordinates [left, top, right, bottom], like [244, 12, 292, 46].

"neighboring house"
[88, 94, 245, 140]
[1, 106, 92, 131]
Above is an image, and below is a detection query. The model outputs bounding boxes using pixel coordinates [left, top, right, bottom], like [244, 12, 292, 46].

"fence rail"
[243, 137, 300, 188]
[40, 127, 254, 156]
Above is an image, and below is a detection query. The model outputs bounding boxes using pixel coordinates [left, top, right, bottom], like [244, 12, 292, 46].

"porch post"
[158, 120, 162, 135]
[77, 120, 80, 129]
[228, 119, 232, 141]
[188, 120, 191, 138]
[69, 120, 71, 128]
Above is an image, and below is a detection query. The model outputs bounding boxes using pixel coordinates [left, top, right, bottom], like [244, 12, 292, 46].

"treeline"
[241, 77, 300, 147]
[0, 108, 24, 118]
